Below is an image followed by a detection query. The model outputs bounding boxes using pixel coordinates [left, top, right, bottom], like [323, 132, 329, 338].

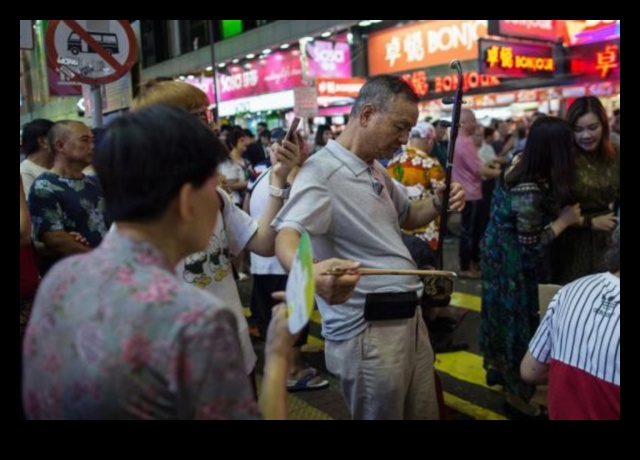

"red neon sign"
[569, 39, 620, 81]
[479, 38, 555, 78]
[400, 70, 501, 97]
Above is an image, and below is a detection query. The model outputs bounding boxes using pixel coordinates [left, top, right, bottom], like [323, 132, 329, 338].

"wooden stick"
[321, 268, 457, 278]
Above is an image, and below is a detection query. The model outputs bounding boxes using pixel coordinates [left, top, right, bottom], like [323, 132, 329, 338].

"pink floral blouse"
[22, 230, 261, 420]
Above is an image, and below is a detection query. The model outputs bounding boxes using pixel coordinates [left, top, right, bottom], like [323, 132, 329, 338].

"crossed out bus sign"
[45, 20, 137, 86]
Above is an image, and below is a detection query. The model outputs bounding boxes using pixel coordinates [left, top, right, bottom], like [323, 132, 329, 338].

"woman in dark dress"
[480, 117, 582, 419]
[551, 96, 620, 285]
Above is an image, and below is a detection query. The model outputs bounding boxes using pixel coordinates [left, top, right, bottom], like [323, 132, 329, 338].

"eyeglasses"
[191, 108, 214, 125]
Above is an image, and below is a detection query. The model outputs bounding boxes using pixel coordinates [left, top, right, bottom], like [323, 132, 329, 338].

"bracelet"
[269, 184, 290, 199]
[582, 216, 592, 229]
[432, 194, 442, 212]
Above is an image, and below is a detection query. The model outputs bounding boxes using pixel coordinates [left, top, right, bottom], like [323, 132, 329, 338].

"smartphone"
[284, 116, 302, 143]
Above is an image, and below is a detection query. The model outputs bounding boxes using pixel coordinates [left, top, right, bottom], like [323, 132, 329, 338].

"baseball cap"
[410, 121, 435, 139]
[433, 119, 452, 128]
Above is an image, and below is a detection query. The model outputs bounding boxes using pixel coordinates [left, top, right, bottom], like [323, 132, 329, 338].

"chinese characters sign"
[568, 39, 620, 81]
[316, 77, 365, 98]
[479, 38, 555, 78]
[368, 20, 488, 75]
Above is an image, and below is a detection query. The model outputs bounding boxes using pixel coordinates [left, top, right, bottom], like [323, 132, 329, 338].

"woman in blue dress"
[479, 117, 582, 419]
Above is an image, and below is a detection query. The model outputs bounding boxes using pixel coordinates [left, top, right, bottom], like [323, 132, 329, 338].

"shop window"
[140, 20, 170, 67]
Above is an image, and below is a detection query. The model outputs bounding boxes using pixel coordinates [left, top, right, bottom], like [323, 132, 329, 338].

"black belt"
[364, 291, 418, 321]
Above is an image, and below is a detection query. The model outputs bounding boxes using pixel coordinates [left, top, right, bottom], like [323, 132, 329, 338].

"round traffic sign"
[45, 20, 137, 86]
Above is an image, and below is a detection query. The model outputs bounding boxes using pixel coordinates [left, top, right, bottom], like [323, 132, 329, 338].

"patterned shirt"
[387, 146, 445, 250]
[28, 172, 108, 272]
[22, 230, 260, 420]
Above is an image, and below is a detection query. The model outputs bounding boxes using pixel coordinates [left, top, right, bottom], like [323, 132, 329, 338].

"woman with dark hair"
[311, 124, 334, 154]
[20, 118, 55, 194]
[551, 96, 620, 285]
[479, 117, 583, 419]
[220, 126, 251, 208]
[21, 105, 297, 420]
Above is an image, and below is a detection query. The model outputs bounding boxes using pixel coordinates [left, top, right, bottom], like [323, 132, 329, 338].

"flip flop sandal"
[287, 370, 330, 392]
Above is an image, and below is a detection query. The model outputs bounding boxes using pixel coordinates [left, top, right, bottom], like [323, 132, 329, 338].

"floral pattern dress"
[479, 174, 556, 401]
[387, 146, 445, 250]
[22, 230, 260, 420]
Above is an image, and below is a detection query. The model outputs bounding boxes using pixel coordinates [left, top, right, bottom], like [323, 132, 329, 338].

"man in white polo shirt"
[273, 75, 465, 420]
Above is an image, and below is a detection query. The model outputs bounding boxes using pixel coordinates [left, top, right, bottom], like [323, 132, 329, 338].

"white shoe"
[238, 272, 250, 281]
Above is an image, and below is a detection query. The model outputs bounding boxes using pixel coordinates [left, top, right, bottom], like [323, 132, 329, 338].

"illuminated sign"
[561, 20, 619, 45]
[368, 20, 488, 75]
[488, 20, 558, 42]
[399, 70, 501, 97]
[479, 38, 555, 78]
[216, 49, 303, 102]
[306, 39, 352, 78]
[316, 77, 365, 98]
[569, 39, 620, 80]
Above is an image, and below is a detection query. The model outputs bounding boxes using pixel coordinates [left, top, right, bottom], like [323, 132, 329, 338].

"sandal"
[287, 368, 329, 392]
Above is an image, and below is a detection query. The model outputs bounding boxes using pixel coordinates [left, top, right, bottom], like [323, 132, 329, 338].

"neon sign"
[568, 38, 620, 81]
[479, 38, 555, 78]
[400, 70, 501, 97]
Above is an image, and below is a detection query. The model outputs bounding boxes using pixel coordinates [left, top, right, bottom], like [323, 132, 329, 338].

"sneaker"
[238, 272, 251, 281]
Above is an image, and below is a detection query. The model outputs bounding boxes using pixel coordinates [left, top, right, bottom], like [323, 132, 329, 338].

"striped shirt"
[529, 272, 620, 419]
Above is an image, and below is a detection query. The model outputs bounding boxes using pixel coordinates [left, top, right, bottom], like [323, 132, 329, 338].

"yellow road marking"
[450, 291, 481, 313]
[443, 392, 507, 420]
[435, 350, 501, 392]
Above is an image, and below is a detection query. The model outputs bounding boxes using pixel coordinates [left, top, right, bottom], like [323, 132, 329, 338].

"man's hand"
[314, 258, 361, 305]
[270, 140, 301, 186]
[218, 173, 232, 195]
[69, 231, 90, 246]
[435, 182, 466, 212]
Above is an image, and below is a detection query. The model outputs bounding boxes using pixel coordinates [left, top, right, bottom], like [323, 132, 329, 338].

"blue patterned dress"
[479, 173, 556, 401]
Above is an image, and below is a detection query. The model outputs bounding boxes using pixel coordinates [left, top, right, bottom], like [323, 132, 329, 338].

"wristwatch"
[269, 184, 290, 199]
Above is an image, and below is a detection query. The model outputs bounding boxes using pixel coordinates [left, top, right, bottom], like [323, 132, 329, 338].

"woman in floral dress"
[480, 117, 582, 419]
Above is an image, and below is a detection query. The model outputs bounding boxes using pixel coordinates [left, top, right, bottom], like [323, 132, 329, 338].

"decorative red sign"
[488, 20, 558, 43]
[400, 69, 501, 97]
[479, 38, 555, 78]
[568, 39, 620, 81]
[45, 20, 137, 86]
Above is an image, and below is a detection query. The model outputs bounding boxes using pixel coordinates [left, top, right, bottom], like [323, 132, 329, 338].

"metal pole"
[90, 85, 104, 128]
[207, 20, 220, 123]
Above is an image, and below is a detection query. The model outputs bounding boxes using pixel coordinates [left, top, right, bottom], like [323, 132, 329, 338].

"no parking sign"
[45, 20, 137, 86]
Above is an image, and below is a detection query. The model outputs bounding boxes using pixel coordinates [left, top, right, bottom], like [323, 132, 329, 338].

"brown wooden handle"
[322, 268, 457, 278]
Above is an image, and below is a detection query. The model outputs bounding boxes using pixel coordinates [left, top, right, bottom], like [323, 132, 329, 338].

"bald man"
[28, 120, 108, 274]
